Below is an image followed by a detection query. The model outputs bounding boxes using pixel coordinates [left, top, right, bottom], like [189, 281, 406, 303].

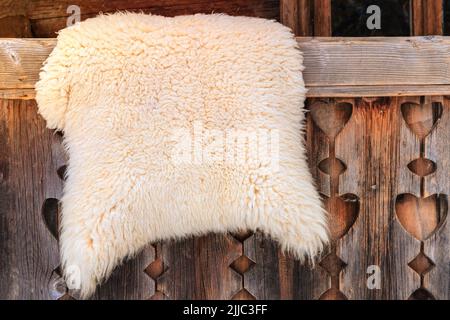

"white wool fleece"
[35, 13, 328, 298]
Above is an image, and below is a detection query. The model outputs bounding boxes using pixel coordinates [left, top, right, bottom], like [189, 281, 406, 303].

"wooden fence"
[0, 0, 449, 300]
[0, 36, 449, 300]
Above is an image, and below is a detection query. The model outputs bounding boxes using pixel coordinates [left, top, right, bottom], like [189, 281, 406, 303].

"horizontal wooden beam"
[0, 37, 449, 99]
[26, 0, 280, 37]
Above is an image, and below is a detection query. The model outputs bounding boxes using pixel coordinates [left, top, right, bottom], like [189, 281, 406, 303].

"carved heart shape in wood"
[309, 101, 353, 139]
[42, 198, 60, 240]
[324, 194, 359, 240]
[401, 102, 442, 139]
[407, 158, 436, 177]
[395, 194, 448, 240]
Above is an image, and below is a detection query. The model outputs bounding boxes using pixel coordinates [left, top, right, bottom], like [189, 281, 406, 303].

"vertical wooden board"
[0, 100, 62, 299]
[337, 98, 420, 299]
[27, 0, 281, 37]
[393, 97, 424, 299]
[243, 233, 328, 300]
[0, 0, 32, 37]
[280, 0, 313, 36]
[396, 97, 422, 197]
[314, 0, 332, 36]
[308, 98, 357, 300]
[91, 246, 155, 300]
[242, 102, 331, 300]
[158, 235, 241, 299]
[426, 97, 450, 198]
[289, 256, 329, 300]
[412, 0, 444, 36]
[243, 234, 285, 299]
[424, 217, 450, 300]
[306, 100, 331, 198]
[424, 97, 450, 299]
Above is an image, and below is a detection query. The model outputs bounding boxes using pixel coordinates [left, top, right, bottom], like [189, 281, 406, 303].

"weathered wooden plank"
[280, 0, 312, 36]
[27, 0, 280, 20]
[307, 85, 450, 98]
[299, 37, 450, 87]
[240, 0, 331, 291]
[0, 100, 156, 299]
[91, 245, 155, 300]
[0, 99, 62, 299]
[394, 96, 433, 300]
[0, 39, 54, 89]
[313, 0, 331, 36]
[0, 88, 35, 100]
[412, 0, 444, 36]
[424, 97, 450, 300]
[241, 99, 333, 300]
[307, 101, 331, 197]
[157, 235, 241, 299]
[4, 84, 450, 101]
[1, 37, 450, 99]
[337, 98, 421, 299]
[309, 98, 356, 300]
[26, 0, 279, 37]
[0, 0, 32, 37]
[243, 233, 329, 300]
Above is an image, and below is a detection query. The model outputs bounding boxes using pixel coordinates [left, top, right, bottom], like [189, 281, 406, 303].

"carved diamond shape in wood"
[231, 288, 256, 300]
[145, 257, 165, 280]
[319, 253, 347, 277]
[231, 230, 253, 242]
[409, 288, 435, 300]
[230, 255, 255, 275]
[408, 252, 435, 276]
[319, 288, 347, 300]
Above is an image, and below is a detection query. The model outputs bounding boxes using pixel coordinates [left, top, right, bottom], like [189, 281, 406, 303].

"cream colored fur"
[36, 13, 328, 298]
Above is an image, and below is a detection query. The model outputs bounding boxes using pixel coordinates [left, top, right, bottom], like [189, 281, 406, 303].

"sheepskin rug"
[36, 13, 328, 298]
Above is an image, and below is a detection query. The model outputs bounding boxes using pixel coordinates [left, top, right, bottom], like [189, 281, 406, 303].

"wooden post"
[280, 0, 331, 36]
[0, 0, 32, 37]
[280, 0, 313, 36]
[314, 0, 332, 36]
[411, 0, 444, 36]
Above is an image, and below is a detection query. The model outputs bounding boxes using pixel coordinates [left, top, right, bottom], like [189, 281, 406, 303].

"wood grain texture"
[280, 0, 312, 36]
[2, 37, 450, 99]
[298, 37, 450, 87]
[0, 101, 156, 300]
[0, 0, 32, 37]
[242, 233, 328, 300]
[336, 98, 421, 299]
[0, 88, 35, 100]
[0, 39, 54, 89]
[0, 0, 449, 301]
[0, 99, 63, 299]
[157, 235, 242, 299]
[309, 98, 357, 300]
[90, 245, 155, 300]
[239, 98, 343, 301]
[412, 0, 444, 36]
[25, 0, 279, 37]
[306, 85, 450, 98]
[313, 0, 331, 36]
[424, 97, 450, 299]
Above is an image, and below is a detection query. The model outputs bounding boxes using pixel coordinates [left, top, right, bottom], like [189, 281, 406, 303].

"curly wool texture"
[36, 13, 328, 298]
